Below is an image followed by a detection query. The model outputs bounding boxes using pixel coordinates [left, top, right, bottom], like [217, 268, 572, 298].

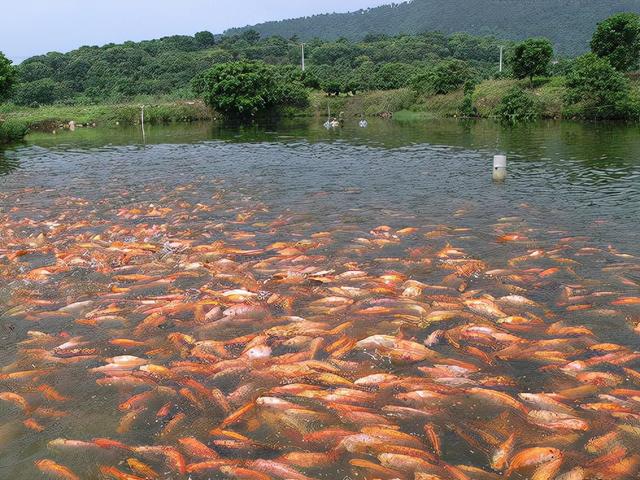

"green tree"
[411, 60, 475, 95]
[195, 31, 216, 48]
[13, 79, 71, 106]
[240, 30, 261, 45]
[321, 79, 342, 96]
[511, 38, 554, 83]
[372, 63, 415, 90]
[192, 61, 308, 119]
[591, 13, 640, 71]
[564, 53, 637, 119]
[0, 51, 17, 101]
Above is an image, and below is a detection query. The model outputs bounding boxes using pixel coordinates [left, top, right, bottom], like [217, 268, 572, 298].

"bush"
[564, 53, 638, 119]
[192, 61, 309, 119]
[411, 60, 475, 95]
[459, 94, 477, 117]
[321, 80, 342, 96]
[495, 86, 540, 122]
[0, 119, 29, 144]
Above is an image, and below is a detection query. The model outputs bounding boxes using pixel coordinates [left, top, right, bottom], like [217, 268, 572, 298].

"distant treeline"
[227, 0, 640, 56]
[9, 30, 513, 106]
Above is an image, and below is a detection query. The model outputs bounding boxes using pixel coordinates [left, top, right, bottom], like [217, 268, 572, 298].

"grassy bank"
[0, 100, 212, 133]
[310, 78, 640, 120]
[3, 79, 640, 142]
[301, 83, 564, 120]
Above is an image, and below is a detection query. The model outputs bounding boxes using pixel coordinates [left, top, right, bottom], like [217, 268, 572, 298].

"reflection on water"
[0, 118, 639, 479]
[0, 150, 20, 176]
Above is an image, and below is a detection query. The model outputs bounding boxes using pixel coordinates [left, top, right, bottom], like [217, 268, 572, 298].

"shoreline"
[2, 78, 640, 142]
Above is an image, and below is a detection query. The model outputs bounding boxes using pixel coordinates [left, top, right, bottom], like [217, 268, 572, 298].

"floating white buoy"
[493, 154, 507, 181]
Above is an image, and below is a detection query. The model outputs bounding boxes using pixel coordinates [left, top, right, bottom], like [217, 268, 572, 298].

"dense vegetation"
[228, 0, 640, 55]
[0, 51, 17, 102]
[0, 52, 23, 143]
[591, 12, 640, 71]
[192, 62, 308, 119]
[2, 10, 640, 128]
[7, 30, 510, 106]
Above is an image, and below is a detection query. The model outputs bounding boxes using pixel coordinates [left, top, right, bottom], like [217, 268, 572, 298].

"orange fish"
[35, 459, 80, 480]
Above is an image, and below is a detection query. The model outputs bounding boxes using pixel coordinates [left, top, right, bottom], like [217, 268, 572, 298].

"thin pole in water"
[140, 105, 146, 144]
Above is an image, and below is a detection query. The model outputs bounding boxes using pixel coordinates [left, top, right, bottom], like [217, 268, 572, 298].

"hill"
[226, 0, 640, 55]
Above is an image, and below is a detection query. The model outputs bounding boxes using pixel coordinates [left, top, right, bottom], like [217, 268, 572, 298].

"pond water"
[0, 118, 639, 479]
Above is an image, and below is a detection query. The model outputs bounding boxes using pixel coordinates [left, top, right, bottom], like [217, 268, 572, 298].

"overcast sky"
[2, 0, 391, 63]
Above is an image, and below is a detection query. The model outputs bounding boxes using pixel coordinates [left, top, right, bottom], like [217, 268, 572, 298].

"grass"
[472, 77, 573, 119]
[414, 89, 465, 117]
[0, 119, 29, 144]
[307, 89, 417, 118]
[0, 100, 212, 132]
[5, 79, 639, 140]
[472, 79, 521, 117]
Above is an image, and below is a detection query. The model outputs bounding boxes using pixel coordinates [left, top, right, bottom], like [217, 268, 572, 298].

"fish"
[506, 447, 563, 476]
[3, 178, 640, 480]
[35, 459, 80, 480]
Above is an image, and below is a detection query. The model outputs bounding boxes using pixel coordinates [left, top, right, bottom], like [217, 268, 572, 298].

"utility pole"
[499, 46, 504, 73]
[301, 43, 306, 71]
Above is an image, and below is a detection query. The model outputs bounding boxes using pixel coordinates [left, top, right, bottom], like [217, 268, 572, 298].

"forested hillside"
[226, 0, 640, 55]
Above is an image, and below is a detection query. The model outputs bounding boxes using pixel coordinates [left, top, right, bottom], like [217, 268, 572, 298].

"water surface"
[1, 119, 639, 479]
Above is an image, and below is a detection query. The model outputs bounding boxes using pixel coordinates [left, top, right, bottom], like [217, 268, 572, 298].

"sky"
[1, 0, 391, 63]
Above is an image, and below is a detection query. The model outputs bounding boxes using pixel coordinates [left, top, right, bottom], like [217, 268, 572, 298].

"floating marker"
[493, 154, 507, 181]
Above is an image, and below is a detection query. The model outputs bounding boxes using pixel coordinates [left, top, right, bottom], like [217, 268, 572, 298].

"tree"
[0, 51, 17, 102]
[195, 31, 216, 48]
[510, 38, 553, 83]
[13, 79, 71, 106]
[411, 60, 475, 95]
[372, 63, 416, 90]
[564, 53, 637, 119]
[192, 61, 308, 119]
[591, 13, 640, 72]
[240, 30, 261, 45]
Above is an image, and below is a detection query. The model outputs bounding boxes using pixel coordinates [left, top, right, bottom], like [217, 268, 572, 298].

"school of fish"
[1, 180, 640, 480]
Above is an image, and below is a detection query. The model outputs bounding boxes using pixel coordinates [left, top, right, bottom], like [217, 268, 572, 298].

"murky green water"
[0, 118, 639, 479]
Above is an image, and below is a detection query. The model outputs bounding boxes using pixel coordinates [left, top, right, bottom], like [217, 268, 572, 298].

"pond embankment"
[2, 76, 639, 141]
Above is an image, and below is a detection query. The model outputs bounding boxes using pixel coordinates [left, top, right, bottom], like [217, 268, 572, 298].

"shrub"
[0, 119, 29, 144]
[495, 86, 540, 122]
[564, 53, 638, 119]
[321, 80, 342, 96]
